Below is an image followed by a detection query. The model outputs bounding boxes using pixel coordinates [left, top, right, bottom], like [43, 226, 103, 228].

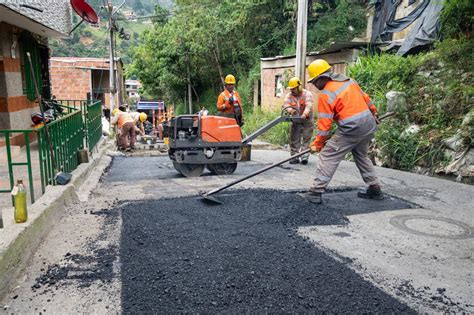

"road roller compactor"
[166, 108, 302, 177]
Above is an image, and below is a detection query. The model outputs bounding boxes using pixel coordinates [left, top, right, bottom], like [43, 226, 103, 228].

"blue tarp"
[137, 101, 165, 110]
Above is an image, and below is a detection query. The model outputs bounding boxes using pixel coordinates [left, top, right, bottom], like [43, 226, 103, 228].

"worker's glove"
[301, 111, 310, 120]
[287, 108, 296, 115]
[309, 140, 323, 153]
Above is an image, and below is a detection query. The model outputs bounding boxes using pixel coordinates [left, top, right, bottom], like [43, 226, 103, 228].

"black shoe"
[289, 158, 300, 164]
[300, 158, 308, 165]
[357, 185, 384, 200]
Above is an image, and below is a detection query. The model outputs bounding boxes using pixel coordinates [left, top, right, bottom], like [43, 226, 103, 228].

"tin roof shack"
[49, 57, 125, 109]
[0, 1, 71, 142]
[260, 42, 371, 112]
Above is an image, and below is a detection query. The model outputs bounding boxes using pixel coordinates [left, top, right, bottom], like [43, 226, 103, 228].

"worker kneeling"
[283, 77, 314, 165]
[305, 59, 383, 204]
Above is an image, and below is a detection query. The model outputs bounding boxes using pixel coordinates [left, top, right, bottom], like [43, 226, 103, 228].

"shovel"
[26, 52, 72, 185]
[200, 111, 396, 204]
[201, 148, 311, 204]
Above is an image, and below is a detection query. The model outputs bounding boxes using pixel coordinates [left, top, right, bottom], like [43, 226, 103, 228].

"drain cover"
[390, 215, 474, 239]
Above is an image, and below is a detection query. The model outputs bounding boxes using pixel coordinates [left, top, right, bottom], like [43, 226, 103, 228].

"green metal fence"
[0, 99, 102, 206]
[0, 130, 36, 204]
[36, 110, 84, 189]
[86, 101, 102, 152]
[51, 99, 102, 152]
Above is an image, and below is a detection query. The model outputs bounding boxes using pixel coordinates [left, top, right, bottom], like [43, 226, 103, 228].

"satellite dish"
[69, 0, 99, 34]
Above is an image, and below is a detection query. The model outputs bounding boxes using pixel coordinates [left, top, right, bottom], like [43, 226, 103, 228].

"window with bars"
[20, 32, 43, 101]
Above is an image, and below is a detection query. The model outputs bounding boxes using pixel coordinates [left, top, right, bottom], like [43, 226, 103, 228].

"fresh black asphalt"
[120, 188, 415, 313]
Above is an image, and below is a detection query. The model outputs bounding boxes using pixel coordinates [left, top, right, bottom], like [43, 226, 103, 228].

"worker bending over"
[217, 74, 244, 126]
[306, 59, 383, 204]
[130, 111, 147, 136]
[112, 108, 137, 151]
[283, 77, 314, 165]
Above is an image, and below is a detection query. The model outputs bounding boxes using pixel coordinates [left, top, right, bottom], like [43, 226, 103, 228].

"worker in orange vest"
[283, 77, 314, 165]
[217, 74, 244, 126]
[112, 108, 137, 151]
[305, 59, 383, 204]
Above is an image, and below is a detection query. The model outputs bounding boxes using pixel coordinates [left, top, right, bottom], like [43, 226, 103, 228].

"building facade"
[260, 43, 364, 112]
[0, 1, 71, 142]
[49, 57, 125, 109]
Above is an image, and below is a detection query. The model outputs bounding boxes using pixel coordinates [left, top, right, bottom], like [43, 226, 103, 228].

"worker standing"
[305, 59, 383, 204]
[283, 77, 314, 165]
[217, 74, 244, 126]
[112, 108, 137, 151]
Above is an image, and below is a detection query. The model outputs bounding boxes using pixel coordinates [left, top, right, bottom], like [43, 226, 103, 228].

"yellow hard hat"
[139, 112, 147, 122]
[287, 77, 302, 89]
[225, 74, 236, 85]
[112, 108, 121, 116]
[308, 59, 332, 82]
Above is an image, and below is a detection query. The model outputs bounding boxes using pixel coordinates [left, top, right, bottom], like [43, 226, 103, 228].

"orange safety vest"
[217, 89, 242, 114]
[314, 78, 377, 149]
[283, 89, 313, 116]
[117, 112, 134, 128]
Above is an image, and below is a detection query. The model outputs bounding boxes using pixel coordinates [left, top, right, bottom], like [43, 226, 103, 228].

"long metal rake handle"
[204, 148, 311, 197]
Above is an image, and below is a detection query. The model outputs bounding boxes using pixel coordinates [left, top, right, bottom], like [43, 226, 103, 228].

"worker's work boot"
[307, 191, 322, 204]
[289, 157, 300, 164]
[300, 157, 309, 165]
[298, 190, 323, 204]
[357, 185, 384, 200]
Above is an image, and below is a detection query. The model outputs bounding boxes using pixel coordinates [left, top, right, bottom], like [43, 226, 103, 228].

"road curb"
[0, 138, 113, 300]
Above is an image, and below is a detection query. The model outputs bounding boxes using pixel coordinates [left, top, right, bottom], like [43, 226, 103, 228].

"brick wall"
[50, 60, 91, 101]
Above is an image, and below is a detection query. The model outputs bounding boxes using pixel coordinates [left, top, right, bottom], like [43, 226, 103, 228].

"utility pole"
[107, 1, 116, 115]
[187, 59, 192, 114]
[295, 0, 308, 87]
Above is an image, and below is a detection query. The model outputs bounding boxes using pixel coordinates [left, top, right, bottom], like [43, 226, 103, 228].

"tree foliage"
[128, 0, 368, 111]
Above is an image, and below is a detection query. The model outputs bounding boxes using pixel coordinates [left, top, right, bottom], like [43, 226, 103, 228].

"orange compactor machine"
[166, 109, 301, 177]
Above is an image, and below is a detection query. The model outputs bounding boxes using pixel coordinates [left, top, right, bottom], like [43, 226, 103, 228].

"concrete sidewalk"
[0, 139, 112, 299]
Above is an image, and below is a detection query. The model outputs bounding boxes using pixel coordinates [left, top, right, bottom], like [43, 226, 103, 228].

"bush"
[349, 37, 474, 173]
[441, 0, 474, 38]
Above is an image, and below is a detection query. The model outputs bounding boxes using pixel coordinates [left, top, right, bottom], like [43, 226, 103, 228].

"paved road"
[1, 151, 473, 313]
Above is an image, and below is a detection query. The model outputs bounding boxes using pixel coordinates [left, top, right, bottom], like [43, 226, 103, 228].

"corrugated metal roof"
[1, 0, 72, 36]
[261, 41, 380, 61]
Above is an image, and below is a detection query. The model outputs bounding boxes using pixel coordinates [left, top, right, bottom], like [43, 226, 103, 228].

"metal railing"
[86, 101, 102, 152]
[36, 109, 84, 189]
[0, 130, 36, 204]
[0, 99, 102, 206]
